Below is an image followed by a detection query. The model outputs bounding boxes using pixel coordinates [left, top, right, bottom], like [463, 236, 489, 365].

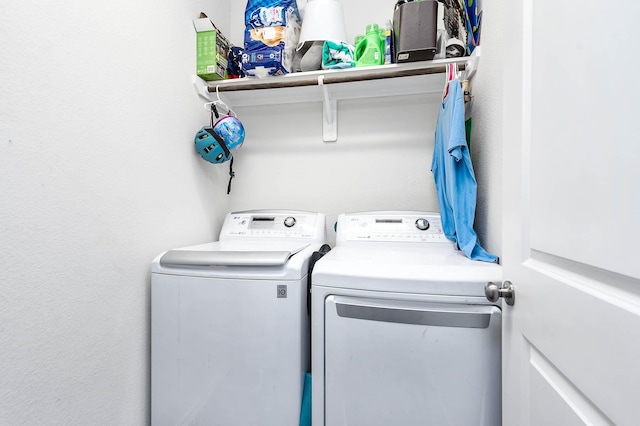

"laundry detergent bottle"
[353, 35, 364, 61]
[355, 23, 384, 67]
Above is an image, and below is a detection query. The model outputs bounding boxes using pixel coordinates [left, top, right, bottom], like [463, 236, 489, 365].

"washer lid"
[159, 242, 310, 267]
[151, 241, 319, 280]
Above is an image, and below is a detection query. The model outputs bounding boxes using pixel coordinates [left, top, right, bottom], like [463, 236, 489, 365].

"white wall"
[229, 0, 429, 47]
[0, 1, 231, 424]
[227, 1, 445, 243]
[228, 95, 442, 242]
[467, 0, 504, 258]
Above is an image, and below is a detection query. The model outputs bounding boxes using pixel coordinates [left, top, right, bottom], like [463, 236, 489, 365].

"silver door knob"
[485, 281, 515, 306]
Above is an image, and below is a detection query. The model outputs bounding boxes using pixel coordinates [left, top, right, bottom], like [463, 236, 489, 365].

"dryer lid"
[312, 245, 502, 296]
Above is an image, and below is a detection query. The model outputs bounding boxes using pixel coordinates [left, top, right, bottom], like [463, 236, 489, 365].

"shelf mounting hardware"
[318, 75, 337, 142]
[193, 75, 214, 101]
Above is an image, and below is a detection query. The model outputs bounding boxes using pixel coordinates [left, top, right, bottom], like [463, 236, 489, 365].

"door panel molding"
[527, 251, 640, 310]
[527, 340, 614, 426]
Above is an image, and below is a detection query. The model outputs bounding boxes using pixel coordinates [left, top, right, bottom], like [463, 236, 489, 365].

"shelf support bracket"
[318, 75, 337, 142]
[463, 46, 481, 81]
[193, 75, 213, 101]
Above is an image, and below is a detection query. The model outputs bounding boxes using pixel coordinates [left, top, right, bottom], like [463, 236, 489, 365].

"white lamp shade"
[297, 0, 348, 47]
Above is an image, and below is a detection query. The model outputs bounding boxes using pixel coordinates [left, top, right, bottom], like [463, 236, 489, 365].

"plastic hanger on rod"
[443, 62, 459, 100]
[443, 62, 471, 103]
[203, 85, 235, 117]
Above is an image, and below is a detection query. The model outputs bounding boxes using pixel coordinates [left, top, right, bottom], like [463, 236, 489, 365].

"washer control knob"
[284, 216, 296, 228]
[415, 218, 430, 231]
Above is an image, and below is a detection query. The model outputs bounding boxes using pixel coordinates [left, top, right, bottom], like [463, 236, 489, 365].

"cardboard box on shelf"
[193, 13, 230, 81]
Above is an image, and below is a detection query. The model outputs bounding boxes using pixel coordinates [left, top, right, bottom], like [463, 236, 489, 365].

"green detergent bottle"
[355, 24, 384, 67]
[353, 35, 364, 61]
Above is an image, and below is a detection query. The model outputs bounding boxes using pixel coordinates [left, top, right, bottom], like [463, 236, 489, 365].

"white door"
[501, 1, 640, 425]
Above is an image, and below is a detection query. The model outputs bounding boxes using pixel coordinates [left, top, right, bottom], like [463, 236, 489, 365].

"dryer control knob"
[415, 218, 430, 231]
[284, 216, 297, 228]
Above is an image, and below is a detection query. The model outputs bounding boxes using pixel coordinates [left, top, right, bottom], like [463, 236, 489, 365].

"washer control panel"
[340, 212, 450, 243]
[220, 211, 322, 240]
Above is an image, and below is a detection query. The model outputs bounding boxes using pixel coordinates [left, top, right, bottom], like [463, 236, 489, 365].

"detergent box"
[193, 13, 231, 81]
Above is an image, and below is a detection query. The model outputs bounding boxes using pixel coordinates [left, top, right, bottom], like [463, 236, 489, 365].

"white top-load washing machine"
[311, 211, 503, 426]
[151, 210, 326, 426]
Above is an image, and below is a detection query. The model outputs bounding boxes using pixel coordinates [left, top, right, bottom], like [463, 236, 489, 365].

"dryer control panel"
[220, 210, 326, 241]
[339, 212, 451, 244]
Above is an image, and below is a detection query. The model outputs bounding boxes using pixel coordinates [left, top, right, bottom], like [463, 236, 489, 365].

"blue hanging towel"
[431, 68, 498, 263]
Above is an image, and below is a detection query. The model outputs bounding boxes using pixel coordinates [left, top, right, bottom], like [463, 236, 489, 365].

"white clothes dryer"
[311, 211, 502, 426]
[151, 210, 326, 426]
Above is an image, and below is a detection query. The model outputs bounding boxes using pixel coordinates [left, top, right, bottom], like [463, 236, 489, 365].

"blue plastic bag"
[242, 0, 302, 76]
